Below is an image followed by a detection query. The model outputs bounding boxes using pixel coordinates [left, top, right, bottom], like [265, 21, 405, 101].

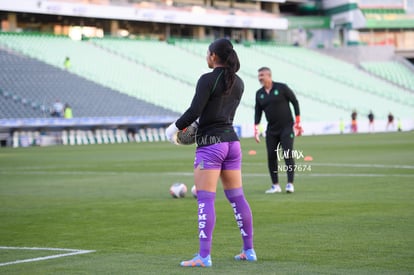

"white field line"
[166, 172, 414, 178]
[0, 161, 413, 178]
[0, 171, 413, 178]
[307, 163, 414, 169]
[298, 173, 414, 177]
[0, 246, 95, 267]
[244, 162, 414, 169]
[1, 162, 413, 173]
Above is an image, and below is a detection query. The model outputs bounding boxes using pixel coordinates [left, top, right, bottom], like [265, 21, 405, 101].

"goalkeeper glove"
[294, 116, 303, 136]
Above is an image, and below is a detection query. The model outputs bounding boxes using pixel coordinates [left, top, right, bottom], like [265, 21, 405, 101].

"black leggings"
[265, 126, 295, 184]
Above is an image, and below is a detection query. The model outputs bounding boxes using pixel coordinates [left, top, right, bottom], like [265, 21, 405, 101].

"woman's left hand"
[165, 122, 179, 145]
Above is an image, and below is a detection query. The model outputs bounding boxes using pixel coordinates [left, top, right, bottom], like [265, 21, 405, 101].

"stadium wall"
[3, 119, 413, 148]
[0, 117, 174, 147]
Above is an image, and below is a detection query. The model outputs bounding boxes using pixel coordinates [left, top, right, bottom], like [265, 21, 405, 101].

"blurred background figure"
[397, 118, 402, 132]
[64, 56, 71, 70]
[64, 103, 73, 119]
[50, 99, 64, 118]
[386, 112, 395, 131]
[339, 118, 345, 134]
[368, 110, 374, 133]
[351, 110, 358, 133]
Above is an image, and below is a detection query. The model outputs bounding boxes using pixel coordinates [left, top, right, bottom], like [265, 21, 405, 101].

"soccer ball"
[169, 183, 187, 198]
[191, 185, 197, 198]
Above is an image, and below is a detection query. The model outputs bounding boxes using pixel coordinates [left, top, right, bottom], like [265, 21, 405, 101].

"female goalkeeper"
[166, 38, 256, 267]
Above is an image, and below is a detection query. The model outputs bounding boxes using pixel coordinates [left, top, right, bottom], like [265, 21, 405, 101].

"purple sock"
[197, 190, 216, 258]
[224, 188, 254, 250]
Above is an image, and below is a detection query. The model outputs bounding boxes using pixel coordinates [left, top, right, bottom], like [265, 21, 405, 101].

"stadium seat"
[0, 33, 413, 125]
[0, 34, 179, 119]
[361, 61, 414, 91]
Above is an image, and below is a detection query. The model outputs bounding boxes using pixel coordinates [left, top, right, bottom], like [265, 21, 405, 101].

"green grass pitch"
[0, 132, 413, 274]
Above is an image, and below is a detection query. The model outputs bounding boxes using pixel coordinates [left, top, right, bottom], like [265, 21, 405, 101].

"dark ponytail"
[208, 38, 240, 91]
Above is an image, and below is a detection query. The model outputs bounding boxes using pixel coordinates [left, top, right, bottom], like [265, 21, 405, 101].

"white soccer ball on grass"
[191, 185, 197, 198]
[169, 183, 187, 198]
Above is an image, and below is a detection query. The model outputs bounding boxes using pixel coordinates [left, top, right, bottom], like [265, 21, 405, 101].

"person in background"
[64, 56, 71, 70]
[51, 99, 64, 118]
[339, 118, 345, 134]
[386, 112, 395, 131]
[351, 110, 358, 133]
[254, 67, 301, 194]
[64, 103, 73, 119]
[368, 111, 374, 133]
[397, 118, 402, 132]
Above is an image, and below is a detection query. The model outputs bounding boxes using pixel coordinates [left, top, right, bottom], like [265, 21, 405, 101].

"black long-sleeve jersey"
[176, 67, 243, 147]
[254, 82, 300, 134]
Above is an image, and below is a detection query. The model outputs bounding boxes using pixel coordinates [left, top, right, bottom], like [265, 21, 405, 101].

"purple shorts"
[194, 141, 242, 170]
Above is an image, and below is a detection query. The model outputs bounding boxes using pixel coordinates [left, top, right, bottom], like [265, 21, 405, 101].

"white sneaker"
[286, 183, 294, 193]
[265, 185, 282, 194]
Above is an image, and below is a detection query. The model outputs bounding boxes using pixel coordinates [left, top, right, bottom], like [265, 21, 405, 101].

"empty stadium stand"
[0, 46, 178, 118]
[249, 45, 414, 108]
[0, 32, 413, 147]
[360, 61, 414, 91]
[174, 40, 413, 120]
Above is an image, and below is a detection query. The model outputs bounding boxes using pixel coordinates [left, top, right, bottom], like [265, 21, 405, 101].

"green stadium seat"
[361, 61, 414, 91]
[0, 33, 413, 124]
